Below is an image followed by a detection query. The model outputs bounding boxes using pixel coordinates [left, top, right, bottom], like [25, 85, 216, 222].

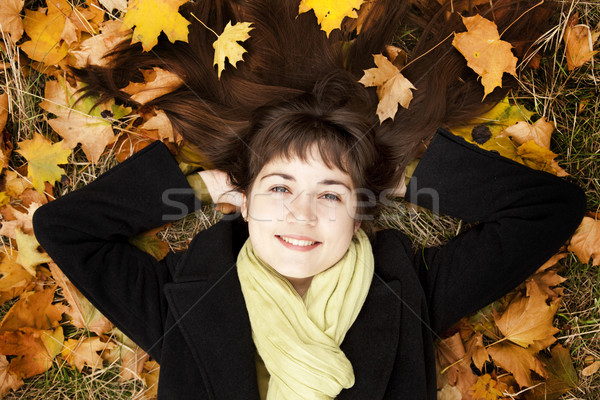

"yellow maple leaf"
[568, 216, 600, 266]
[452, 14, 517, 99]
[359, 54, 416, 123]
[516, 140, 558, 174]
[16, 133, 71, 192]
[298, 0, 364, 37]
[122, 0, 190, 52]
[14, 229, 52, 276]
[0, 0, 25, 42]
[20, 0, 71, 65]
[470, 374, 503, 400]
[212, 21, 253, 79]
[0, 251, 34, 304]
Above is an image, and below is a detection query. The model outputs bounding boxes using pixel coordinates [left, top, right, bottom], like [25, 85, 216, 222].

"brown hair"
[72, 0, 557, 197]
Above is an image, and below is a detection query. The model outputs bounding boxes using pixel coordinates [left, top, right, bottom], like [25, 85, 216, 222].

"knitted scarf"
[237, 229, 374, 399]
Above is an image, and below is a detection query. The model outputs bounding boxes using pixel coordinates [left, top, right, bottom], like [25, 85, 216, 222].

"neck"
[284, 275, 314, 297]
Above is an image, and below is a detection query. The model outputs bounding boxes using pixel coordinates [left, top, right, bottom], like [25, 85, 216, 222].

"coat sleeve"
[32, 141, 201, 361]
[404, 128, 586, 334]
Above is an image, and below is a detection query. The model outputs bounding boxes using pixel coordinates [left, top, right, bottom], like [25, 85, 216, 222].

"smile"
[276, 235, 321, 251]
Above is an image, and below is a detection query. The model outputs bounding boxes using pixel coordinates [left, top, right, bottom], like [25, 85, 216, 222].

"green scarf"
[237, 229, 374, 399]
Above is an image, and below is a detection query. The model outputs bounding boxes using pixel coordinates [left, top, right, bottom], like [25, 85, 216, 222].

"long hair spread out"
[72, 0, 556, 194]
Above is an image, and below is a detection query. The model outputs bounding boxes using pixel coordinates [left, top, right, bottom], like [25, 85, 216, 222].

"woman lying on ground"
[32, 0, 585, 398]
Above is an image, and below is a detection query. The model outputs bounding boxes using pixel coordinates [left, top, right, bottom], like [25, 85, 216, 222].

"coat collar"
[164, 218, 402, 399]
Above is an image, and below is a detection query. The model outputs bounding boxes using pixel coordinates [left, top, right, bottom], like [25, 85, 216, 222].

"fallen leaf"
[298, 0, 364, 37]
[537, 252, 568, 273]
[123, 67, 184, 104]
[0, 202, 41, 239]
[516, 140, 559, 175]
[470, 374, 503, 400]
[128, 226, 170, 261]
[20, 1, 70, 65]
[141, 359, 160, 398]
[99, 0, 128, 12]
[14, 229, 53, 276]
[0, 92, 8, 139]
[488, 341, 545, 387]
[436, 332, 478, 398]
[103, 328, 149, 381]
[139, 109, 179, 143]
[438, 383, 462, 400]
[568, 216, 600, 266]
[4, 170, 33, 198]
[61, 336, 114, 371]
[564, 13, 598, 70]
[212, 21, 253, 79]
[499, 117, 554, 149]
[0, 0, 25, 42]
[0, 287, 65, 332]
[68, 20, 131, 68]
[582, 360, 600, 377]
[0, 251, 34, 304]
[40, 77, 118, 163]
[48, 263, 112, 336]
[526, 269, 565, 303]
[0, 327, 63, 378]
[122, 0, 190, 51]
[359, 53, 416, 122]
[466, 332, 490, 371]
[16, 134, 71, 193]
[524, 345, 578, 399]
[452, 14, 517, 98]
[0, 355, 24, 397]
[494, 282, 559, 348]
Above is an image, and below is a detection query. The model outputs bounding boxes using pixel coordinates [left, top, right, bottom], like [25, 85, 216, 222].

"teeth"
[280, 236, 316, 247]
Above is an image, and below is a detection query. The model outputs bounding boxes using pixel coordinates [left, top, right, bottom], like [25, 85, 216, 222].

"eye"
[321, 193, 341, 202]
[271, 186, 289, 194]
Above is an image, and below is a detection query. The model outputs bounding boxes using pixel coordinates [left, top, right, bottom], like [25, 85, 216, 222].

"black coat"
[32, 129, 585, 399]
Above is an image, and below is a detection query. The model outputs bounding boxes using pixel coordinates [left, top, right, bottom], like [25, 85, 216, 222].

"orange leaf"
[122, 67, 184, 104]
[0, 327, 63, 378]
[436, 333, 478, 398]
[0, 287, 66, 332]
[494, 283, 559, 348]
[0, 251, 34, 305]
[0, 355, 24, 397]
[452, 14, 517, 98]
[487, 341, 545, 387]
[0, 0, 25, 42]
[465, 332, 490, 371]
[563, 13, 598, 70]
[0, 202, 41, 239]
[568, 216, 600, 266]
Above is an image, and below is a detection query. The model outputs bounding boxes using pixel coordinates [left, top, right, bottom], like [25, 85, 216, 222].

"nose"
[285, 191, 317, 225]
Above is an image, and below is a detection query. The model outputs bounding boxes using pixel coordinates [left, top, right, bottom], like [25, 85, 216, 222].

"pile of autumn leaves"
[0, 0, 598, 399]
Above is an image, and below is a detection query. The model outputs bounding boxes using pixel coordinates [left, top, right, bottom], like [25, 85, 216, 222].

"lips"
[276, 235, 321, 251]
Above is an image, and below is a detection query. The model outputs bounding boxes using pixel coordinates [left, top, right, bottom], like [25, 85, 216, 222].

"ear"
[354, 220, 361, 233]
[241, 192, 248, 222]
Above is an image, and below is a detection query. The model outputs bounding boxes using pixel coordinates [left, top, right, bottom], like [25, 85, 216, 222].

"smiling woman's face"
[241, 148, 359, 282]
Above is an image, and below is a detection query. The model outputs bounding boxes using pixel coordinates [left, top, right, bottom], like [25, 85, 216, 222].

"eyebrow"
[260, 173, 352, 191]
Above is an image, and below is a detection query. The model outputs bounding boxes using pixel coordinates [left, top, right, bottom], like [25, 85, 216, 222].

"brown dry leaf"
[48, 263, 112, 335]
[112, 132, 156, 162]
[61, 336, 115, 371]
[298, 0, 364, 37]
[488, 341, 545, 387]
[0, 251, 34, 305]
[526, 269, 565, 303]
[452, 14, 517, 98]
[4, 170, 33, 198]
[537, 252, 568, 273]
[128, 225, 171, 261]
[18, 188, 48, 207]
[436, 332, 478, 398]
[564, 13, 598, 70]
[525, 344, 578, 399]
[494, 283, 559, 348]
[68, 20, 131, 68]
[0, 355, 24, 397]
[0, 202, 41, 239]
[0, 92, 8, 134]
[103, 328, 149, 381]
[0, 287, 66, 332]
[568, 216, 600, 266]
[0, 327, 63, 378]
[99, 0, 128, 12]
[141, 360, 160, 399]
[582, 360, 600, 377]
[39, 77, 117, 163]
[499, 117, 554, 149]
[139, 109, 180, 144]
[437, 384, 462, 400]
[123, 67, 184, 104]
[20, 0, 70, 65]
[14, 229, 52, 276]
[465, 332, 490, 371]
[359, 53, 416, 122]
[0, 0, 25, 42]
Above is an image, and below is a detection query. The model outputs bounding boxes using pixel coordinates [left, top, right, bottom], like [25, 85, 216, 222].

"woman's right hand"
[198, 170, 243, 208]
